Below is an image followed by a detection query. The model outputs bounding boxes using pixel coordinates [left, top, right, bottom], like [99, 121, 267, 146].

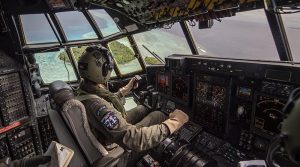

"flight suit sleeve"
[91, 99, 169, 152]
[114, 90, 125, 105]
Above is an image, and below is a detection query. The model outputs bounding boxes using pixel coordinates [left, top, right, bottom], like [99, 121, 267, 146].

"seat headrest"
[49, 80, 74, 106]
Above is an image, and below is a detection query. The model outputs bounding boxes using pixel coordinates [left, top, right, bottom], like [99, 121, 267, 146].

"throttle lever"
[133, 75, 142, 90]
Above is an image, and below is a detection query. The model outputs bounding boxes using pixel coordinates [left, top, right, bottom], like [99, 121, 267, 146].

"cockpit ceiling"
[91, 0, 260, 26]
[94, 0, 241, 25]
[2, 0, 299, 28]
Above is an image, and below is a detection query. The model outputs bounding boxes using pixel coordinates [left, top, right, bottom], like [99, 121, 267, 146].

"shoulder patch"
[96, 105, 107, 116]
[101, 112, 119, 130]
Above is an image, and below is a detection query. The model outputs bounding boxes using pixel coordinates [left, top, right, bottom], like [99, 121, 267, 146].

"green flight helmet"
[78, 45, 114, 84]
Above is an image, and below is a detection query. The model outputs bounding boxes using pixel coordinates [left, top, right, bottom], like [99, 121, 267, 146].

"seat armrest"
[93, 146, 125, 167]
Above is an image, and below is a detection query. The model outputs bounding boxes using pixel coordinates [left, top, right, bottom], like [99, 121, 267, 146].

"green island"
[58, 40, 161, 65]
[58, 46, 86, 63]
[108, 41, 135, 64]
[144, 56, 161, 65]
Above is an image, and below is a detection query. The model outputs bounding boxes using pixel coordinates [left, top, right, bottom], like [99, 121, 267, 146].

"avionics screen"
[254, 95, 285, 136]
[237, 86, 252, 97]
[156, 73, 169, 94]
[171, 75, 189, 104]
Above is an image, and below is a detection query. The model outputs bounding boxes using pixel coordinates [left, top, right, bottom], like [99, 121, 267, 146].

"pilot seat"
[49, 80, 124, 167]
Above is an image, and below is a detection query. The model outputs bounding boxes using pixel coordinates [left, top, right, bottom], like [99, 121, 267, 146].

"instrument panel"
[154, 55, 300, 166]
[0, 52, 57, 161]
[193, 75, 229, 137]
[0, 72, 28, 126]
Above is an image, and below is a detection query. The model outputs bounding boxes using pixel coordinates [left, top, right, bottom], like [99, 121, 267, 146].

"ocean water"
[35, 50, 77, 83]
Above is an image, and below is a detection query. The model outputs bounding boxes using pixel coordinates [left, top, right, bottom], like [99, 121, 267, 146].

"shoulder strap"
[75, 88, 103, 102]
[75, 94, 101, 102]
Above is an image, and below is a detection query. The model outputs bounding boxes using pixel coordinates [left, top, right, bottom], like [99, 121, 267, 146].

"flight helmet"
[78, 45, 114, 84]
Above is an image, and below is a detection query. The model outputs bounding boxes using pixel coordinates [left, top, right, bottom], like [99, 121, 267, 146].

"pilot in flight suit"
[76, 45, 189, 166]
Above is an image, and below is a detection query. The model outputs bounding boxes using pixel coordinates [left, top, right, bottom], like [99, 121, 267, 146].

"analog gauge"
[255, 96, 285, 135]
[172, 77, 188, 102]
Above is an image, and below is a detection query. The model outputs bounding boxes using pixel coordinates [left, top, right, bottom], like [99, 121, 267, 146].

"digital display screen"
[254, 95, 285, 136]
[171, 75, 189, 104]
[157, 73, 169, 94]
[238, 86, 252, 97]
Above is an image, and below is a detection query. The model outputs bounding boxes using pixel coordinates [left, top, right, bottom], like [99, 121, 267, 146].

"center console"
[142, 55, 300, 167]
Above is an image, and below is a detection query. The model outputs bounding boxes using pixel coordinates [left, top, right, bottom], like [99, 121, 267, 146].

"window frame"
[19, 7, 300, 78]
[18, 9, 125, 48]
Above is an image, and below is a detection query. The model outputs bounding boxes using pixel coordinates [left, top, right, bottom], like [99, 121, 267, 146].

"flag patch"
[101, 112, 119, 130]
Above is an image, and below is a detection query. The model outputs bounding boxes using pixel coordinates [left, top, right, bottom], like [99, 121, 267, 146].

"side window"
[108, 37, 143, 75]
[35, 49, 77, 83]
[70, 46, 117, 77]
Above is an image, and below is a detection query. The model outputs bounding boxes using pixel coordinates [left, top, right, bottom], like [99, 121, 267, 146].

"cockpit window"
[56, 11, 97, 41]
[89, 9, 120, 37]
[35, 49, 77, 83]
[282, 13, 300, 62]
[133, 23, 192, 65]
[108, 37, 143, 75]
[20, 14, 59, 44]
[188, 9, 279, 61]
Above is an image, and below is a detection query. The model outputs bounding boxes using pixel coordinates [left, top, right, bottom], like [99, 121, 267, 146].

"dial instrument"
[172, 76, 189, 103]
[254, 96, 286, 135]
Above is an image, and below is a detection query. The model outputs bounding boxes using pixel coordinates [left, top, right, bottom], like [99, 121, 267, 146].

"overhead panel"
[88, 0, 299, 27]
[89, 0, 255, 27]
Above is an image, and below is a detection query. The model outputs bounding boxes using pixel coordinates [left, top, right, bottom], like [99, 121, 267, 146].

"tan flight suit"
[77, 81, 169, 166]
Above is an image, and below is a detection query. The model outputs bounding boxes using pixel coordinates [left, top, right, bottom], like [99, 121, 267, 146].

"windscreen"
[20, 10, 120, 44]
[133, 23, 192, 65]
[188, 9, 280, 61]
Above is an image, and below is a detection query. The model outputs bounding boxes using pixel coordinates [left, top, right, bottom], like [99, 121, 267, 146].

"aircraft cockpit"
[0, 0, 300, 166]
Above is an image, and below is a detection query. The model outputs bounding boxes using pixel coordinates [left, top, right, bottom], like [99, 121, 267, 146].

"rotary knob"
[237, 105, 245, 118]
